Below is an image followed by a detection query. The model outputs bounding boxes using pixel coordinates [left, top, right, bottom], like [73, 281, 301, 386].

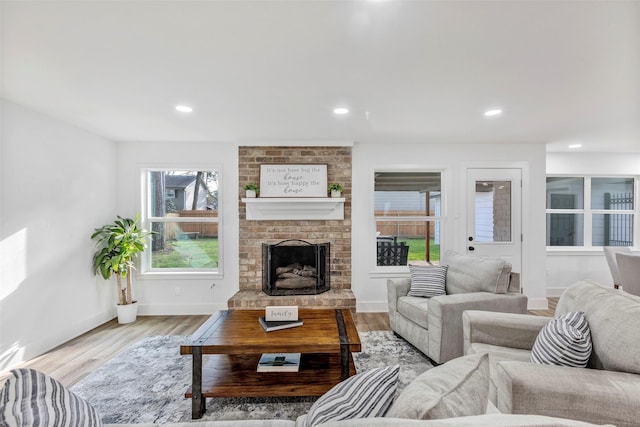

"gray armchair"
[387, 251, 528, 364]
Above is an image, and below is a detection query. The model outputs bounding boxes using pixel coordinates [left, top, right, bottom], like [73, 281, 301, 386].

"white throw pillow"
[408, 265, 448, 298]
[0, 368, 103, 426]
[530, 311, 592, 367]
[303, 365, 399, 427]
[385, 353, 490, 419]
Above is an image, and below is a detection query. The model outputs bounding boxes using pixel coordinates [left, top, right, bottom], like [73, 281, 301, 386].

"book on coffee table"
[257, 353, 301, 372]
[258, 316, 303, 332]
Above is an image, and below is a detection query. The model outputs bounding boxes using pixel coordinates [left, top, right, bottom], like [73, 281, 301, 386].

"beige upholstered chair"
[603, 246, 631, 289]
[616, 252, 640, 296]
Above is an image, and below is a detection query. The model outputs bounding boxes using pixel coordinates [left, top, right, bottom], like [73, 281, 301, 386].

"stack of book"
[257, 353, 301, 372]
[258, 316, 303, 332]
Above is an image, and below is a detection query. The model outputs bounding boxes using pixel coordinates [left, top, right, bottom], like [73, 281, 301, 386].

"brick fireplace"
[228, 146, 355, 310]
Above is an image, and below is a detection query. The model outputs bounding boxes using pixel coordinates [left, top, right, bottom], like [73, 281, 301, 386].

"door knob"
[468, 246, 475, 251]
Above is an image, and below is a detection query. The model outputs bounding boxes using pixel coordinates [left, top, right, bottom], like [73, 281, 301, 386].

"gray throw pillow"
[530, 311, 592, 367]
[408, 265, 448, 298]
[304, 365, 399, 427]
[385, 353, 489, 419]
[0, 368, 103, 426]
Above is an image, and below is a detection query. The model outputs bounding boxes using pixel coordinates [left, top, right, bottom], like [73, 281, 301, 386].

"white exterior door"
[466, 168, 522, 274]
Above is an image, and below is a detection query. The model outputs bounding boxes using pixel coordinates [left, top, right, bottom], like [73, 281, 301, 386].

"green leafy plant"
[243, 183, 259, 191]
[91, 215, 154, 305]
[328, 183, 343, 193]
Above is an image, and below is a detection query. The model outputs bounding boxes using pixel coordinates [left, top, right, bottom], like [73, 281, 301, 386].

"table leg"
[335, 309, 350, 380]
[191, 347, 205, 419]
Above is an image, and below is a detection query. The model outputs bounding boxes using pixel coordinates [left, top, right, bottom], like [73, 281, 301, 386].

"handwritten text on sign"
[260, 164, 328, 197]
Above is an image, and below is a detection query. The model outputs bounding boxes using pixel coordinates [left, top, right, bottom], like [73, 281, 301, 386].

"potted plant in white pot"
[244, 183, 259, 198]
[328, 183, 343, 198]
[91, 215, 154, 324]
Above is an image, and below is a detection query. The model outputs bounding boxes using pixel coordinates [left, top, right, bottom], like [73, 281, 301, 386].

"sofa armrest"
[386, 278, 411, 317]
[463, 310, 550, 354]
[495, 361, 640, 427]
[427, 292, 528, 364]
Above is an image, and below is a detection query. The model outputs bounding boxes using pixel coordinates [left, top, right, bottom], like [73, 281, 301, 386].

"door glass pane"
[474, 181, 511, 242]
[591, 178, 634, 210]
[546, 213, 584, 246]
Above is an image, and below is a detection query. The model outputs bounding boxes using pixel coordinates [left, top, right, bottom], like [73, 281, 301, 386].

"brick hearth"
[227, 289, 356, 310]
[229, 145, 355, 311]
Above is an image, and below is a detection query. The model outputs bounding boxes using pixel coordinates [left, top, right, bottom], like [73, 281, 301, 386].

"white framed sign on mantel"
[259, 164, 328, 197]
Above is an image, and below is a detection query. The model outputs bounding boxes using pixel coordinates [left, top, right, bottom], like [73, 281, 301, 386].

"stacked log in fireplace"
[262, 240, 330, 296]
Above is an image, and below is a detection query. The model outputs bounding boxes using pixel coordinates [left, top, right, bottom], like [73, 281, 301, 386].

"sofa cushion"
[407, 265, 448, 298]
[385, 353, 489, 419]
[397, 296, 430, 329]
[530, 311, 592, 367]
[444, 250, 510, 294]
[303, 365, 399, 427]
[0, 368, 103, 427]
[318, 414, 617, 426]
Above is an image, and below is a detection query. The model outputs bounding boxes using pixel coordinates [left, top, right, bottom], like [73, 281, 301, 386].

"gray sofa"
[464, 279, 640, 427]
[105, 415, 614, 426]
[387, 251, 528, 364]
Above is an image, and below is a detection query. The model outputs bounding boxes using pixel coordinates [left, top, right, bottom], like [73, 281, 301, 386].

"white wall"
[352, 142, 548, 312]
[545, 152, 640, 296]
[115, 141, 239, 314]
[0, 100, 118, 370]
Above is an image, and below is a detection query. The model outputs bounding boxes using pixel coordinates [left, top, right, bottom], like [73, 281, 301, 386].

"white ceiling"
[2, 0, 639, 152]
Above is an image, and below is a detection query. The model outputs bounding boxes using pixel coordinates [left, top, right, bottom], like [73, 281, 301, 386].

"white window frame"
[140, 166, 223, 278]
[370, 168, 444, 276]
[546, 175, 638, 251]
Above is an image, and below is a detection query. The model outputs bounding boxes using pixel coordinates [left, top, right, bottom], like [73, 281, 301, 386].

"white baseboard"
[527, 297, 549, 311]
[138, 303, 227, 315]
[356, 300, 388, 313]
[546, 287, 566, 298]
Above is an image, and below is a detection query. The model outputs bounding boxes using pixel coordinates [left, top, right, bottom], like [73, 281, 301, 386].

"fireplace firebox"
[262, 240, 330, 296]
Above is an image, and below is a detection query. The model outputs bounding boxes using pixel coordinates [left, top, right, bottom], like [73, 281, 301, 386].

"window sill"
[137, 271, 223, 280]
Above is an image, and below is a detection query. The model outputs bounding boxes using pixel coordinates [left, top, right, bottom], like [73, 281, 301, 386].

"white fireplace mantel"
[242, 197, 345, 220]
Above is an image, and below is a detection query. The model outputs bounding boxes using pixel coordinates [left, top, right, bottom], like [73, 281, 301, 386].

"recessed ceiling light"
[568, 144, 582, 149]
[175, 105, 193, 113]
[484, 109, 502, 117]
[333, 107, 349, 115]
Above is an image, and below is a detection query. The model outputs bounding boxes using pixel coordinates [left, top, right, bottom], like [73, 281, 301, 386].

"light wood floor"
[2, 301, 556, 388]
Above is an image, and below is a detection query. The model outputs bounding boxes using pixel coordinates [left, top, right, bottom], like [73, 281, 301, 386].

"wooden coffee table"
[180, 308, 361, 419]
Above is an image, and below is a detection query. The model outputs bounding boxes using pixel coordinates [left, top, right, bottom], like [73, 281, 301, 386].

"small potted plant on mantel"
[91, 215, 154, 324]
[244, 183, 259, 198]
[328, 183, 343, 198]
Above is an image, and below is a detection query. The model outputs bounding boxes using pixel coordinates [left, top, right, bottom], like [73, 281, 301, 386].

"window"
[374, 171, 442, 266]
[143, 169, 220, 273]
[546, 176, 635, 248]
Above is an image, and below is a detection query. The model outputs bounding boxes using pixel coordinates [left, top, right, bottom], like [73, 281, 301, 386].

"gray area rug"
[71, 331, 432, 424]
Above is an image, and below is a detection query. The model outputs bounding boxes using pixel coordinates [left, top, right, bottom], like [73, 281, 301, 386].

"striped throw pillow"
[0, 368, 103, 427]
[303, 365, 399, 427]
[408, 265, 448, 298]
[530, 311, 592, 367]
